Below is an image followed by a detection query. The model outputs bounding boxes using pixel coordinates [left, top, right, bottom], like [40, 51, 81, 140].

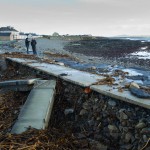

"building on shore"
[0, 26, 19, 41]
[0, 32, 14, 41]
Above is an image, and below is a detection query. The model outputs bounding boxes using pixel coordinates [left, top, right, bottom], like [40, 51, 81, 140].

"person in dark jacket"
[25, 37, 30, 54]
[31, 38, 37, 55]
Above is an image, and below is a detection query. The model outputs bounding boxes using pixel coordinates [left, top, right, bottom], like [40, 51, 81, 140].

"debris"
[94, 76, 115, 85]
[130, 82, 140, 89]
[84, 87, 92, 94]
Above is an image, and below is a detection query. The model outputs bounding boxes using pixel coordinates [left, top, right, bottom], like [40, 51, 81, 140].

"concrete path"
[11, 80, 56, 134]
[8, 58, 104, 87]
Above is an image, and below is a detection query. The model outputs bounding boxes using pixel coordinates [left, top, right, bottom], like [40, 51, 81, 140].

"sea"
[111, 36, 150, 42]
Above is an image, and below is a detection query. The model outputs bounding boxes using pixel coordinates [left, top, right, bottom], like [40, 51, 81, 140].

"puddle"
[56, 58, 109, 70]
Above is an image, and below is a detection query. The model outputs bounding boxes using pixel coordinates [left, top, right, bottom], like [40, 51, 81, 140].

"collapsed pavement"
[0, 56, 150, 150]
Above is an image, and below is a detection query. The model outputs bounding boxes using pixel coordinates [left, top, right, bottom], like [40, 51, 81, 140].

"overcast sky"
[0, 0, 150, 36]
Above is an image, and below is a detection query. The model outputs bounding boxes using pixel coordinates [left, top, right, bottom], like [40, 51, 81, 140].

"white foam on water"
[141, 46, 148, 50]
[129, 51, 150, 60]
[123, 69, 143, 76]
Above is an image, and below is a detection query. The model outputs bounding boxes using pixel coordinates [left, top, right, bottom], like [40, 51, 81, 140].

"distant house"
[0, 26, 19, 41]
[0, 33, 14, 41]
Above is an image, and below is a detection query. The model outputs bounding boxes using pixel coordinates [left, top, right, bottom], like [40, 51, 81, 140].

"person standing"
[31, 38, 37, 55]
[25, 37, 30, 54]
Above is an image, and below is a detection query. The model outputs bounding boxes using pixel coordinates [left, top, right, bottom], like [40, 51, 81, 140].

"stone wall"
[52, 81, 150, 150]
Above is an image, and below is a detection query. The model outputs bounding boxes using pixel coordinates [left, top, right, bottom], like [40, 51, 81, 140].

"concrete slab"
[0, 78, 40, 87]
[8, 58, 38, 64]
[7, 58, 105, 87]
[11, 80, 56, 134]
[91, 85, 150, 109]
[1, 85, 33, 92]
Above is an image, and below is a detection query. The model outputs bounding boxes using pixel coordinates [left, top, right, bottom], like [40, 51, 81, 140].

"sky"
[0, 0, 150, 36]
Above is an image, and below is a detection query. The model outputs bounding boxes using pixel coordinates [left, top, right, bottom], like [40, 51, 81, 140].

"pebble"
[108, 100, 116, 107]
[135, 122, 146, 129]
[108, 125, 118, 132]
[64, 108, 74, 115]
[79, 109, 88, 116]
[125, 132, 132, 143]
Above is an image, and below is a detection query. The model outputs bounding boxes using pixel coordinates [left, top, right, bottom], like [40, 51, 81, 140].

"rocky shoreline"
[64, 38, 150, 70]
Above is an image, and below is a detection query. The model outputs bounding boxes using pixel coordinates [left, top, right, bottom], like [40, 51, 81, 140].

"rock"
[64, 108, 74, 115]
[91, 66, 96, 70]
[121, 144, 133, 150]
[56, 62, 65, 66]
[141, 128, 150, 134]
[82, 102, 90, 110]
[13, 110, 18, 114]
[123, 127, 129, 132]
[75, 133, 86, 139]
[130, 82, 140, 89]
[135, 133, 140, 139]
[143, 135, 148, 142]
[93, 104, 99, 111]
[121, 121, 127, 126]
[88, 119, 95, 126]
[79, 109, 88, 116]
[135, 122, 146, 129]
[90, 141, 107, 150]
[94, 98, 99, 103]
[118, 109, 128, 120]
[108, 100, 116, 107]
[80, 139, 89, 148]
[94, 142, 108, 150]
[130, 87, 150, 98]
[108, 125, 118, 132]
[125, 132, 132, 143]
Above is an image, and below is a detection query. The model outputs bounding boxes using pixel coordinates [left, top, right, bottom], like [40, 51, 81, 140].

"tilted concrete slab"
[91, 85, 150, 109]
[11, 80, 56, 134]
[7, 58, 104, 87]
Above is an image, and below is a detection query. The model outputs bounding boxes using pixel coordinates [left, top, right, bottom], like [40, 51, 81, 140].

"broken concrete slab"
[0, 78, 40, 87]
[91, 85, 150, 109]
[2, 85, 33, 92]
[11, 80, 56, 134]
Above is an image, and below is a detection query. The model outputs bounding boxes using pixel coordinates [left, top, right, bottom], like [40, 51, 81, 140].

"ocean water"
[112, 36, 150, 42]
